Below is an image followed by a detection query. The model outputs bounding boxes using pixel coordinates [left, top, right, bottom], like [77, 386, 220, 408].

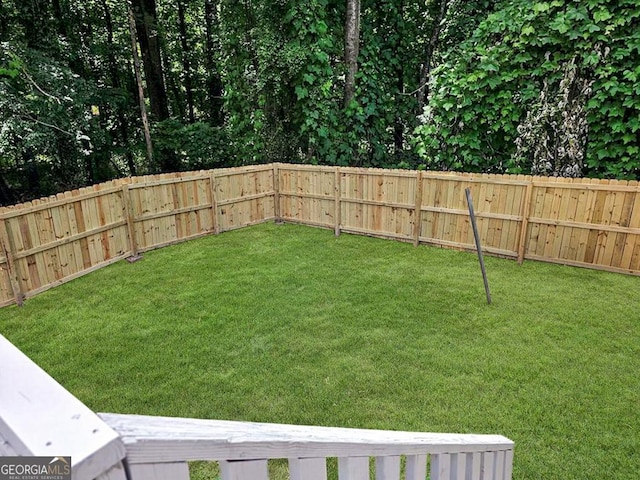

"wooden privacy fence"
[1, 163, 639, 307]
[278, 164, 640, 273]
[0, 165, 276, 307]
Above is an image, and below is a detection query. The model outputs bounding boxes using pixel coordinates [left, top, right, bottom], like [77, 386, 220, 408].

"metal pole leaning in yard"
[465, 188, 492, 305]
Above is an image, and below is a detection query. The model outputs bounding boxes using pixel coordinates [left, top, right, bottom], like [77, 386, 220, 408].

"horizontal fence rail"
[1, 163, 639, 307]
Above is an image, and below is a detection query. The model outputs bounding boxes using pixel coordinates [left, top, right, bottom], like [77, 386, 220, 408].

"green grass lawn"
[1, 223, 639, 479]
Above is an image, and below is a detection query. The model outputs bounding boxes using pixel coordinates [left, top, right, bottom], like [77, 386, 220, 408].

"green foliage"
[5, 0, 640, 204]
[414, 0, 640, 178]
[0, 44, 119, 200]
[220, 0, 434, 169]
[153, 119, 235, 170]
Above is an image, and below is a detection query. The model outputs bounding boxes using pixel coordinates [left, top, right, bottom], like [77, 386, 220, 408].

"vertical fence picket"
[413, 171, 423, 247]
[273, 164, 282, 223]
[121, 184, 138, 257]
[0, 219, 23, 306]
[210, 173, 220, 234]
[517, 182, 533, 264]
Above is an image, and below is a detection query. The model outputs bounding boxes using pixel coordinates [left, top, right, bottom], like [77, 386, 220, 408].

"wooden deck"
[0, 334, 514, 480]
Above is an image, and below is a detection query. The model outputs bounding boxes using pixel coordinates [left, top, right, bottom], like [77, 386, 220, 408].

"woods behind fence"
[1, 163, 639, 307]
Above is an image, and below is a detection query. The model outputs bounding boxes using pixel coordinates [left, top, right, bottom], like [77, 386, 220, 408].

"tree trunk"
[416, 0, 449, 112]
[130, 0, 180, 172]
[0, 0, 7, 41]
[130, 0, 170, 121]
[177, 0, 195, 123]
[162, 45, 186, 120]
[50, 0, 67, 37]
[204, 0, 224, 126]
[128, 1, 155, 168]
[394, 0, 405, 155]
[344, 0, 361, 108]
[18, 0, 46, 48]
[102, 0, 136, 175]
[0, 173, 16, 206]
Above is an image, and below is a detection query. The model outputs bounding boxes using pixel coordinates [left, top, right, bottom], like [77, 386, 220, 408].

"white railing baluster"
[128, 462, 189, 480]
[221, 459, 269, 480]
[405, 454, 427, 480]
[454, 453, 467, 480]
[289, 457, 328, 480]
[468, 452, 482, 479]
[495, 450, 506, 480]
[431, 453, 451, 480]
[503, 449, 514, 480]
[375, 455, 400, 480]
[481, 451, 495, 480]
[338, 457, 369, 480]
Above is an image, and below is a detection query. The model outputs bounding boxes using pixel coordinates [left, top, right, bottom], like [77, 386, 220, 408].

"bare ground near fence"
[1, 163, 638, 307]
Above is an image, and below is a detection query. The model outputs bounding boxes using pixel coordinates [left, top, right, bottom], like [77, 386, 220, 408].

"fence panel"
[418, 173, 527, 258]
[0, 185, 129, 302]
[278, 165, 336, 228]
[524, 177, 640, 273]
[128, 173, 214, 252]
[340, 168, 416, 241]
[214, 165, 276, 232]
[0, 248, 13, 306]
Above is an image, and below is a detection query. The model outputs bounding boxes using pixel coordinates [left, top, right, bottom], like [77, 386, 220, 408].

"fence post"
[413, 171, 424, 247]
[273, 164, 282, 224]
[517, 181, 534, 265]
[334, 167, 342, 236]
[0, 219, 23, 306]
[121, 184, 139, 258]
[210, 173, 220, 234]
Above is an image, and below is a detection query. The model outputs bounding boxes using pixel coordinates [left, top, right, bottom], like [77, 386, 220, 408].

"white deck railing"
[0, 334, 514, 480]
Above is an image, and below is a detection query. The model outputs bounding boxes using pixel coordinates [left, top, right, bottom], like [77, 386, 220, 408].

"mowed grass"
[1, 223, 639, 479]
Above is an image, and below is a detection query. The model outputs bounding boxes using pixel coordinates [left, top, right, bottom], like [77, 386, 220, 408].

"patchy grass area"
[1, 223, 639, 479]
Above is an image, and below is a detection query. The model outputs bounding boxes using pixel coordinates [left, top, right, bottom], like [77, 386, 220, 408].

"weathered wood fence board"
[1, 163, 639, 307]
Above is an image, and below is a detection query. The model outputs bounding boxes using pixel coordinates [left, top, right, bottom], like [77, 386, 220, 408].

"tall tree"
[204, 0, 224, 126]
[176, 0, 195, 123]
[344, 0, 361, 108]
[101, 0, 137, 176]
[130, 0, 179, 171]
[416, 0, 449, 112]
[0, 0, 8, 41]
[130, 0, 170, 121]
[414, 0, 640, 178]
[128, 1, 154, 168]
